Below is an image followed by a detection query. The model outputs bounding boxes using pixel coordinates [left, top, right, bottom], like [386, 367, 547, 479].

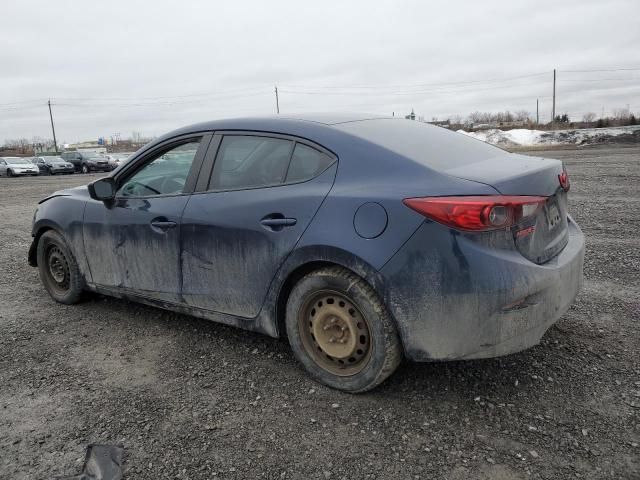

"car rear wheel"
[37, 230, 84, 304]
[285, 266, 402, 393]
[81, 164, 89, 174]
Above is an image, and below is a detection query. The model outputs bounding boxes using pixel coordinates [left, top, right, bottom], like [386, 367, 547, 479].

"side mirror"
[88, 177, 116, 201]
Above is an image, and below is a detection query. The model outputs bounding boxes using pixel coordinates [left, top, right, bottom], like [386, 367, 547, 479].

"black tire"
[81, 164, 89, 174]
[285, 266, 402, 393]
[7, 169, 14, 177]
[37, 230, 84, 304]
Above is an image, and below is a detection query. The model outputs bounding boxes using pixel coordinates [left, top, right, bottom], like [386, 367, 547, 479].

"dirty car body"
[29, 115, 584, 365]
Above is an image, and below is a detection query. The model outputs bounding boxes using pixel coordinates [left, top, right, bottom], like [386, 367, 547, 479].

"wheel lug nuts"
[328, 337, 336, 343]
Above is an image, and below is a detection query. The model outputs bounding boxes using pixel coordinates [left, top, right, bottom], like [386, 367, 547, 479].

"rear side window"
[285, 143, 334, 183]
[209, 136, 293, 190]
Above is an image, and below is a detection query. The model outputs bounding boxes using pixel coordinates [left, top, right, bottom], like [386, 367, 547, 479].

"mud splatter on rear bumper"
[381, 217, 585, 361]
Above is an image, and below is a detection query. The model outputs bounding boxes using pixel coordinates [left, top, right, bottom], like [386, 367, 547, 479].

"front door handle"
[150, 218, 177, 231]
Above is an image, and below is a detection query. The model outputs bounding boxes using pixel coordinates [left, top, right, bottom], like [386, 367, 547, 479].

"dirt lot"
[0, 146, 638, 479]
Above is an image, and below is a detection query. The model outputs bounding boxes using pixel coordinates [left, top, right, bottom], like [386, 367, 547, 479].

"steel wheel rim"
[298, 290, 372, 376]
[47, 246, 70, 292]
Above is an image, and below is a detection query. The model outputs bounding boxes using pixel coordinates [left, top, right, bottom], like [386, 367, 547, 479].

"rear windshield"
[336, 119, 505, 170]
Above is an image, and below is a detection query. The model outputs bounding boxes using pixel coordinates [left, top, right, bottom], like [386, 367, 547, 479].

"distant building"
[64, 141, 107, 153]
[405, 109, 416, 121]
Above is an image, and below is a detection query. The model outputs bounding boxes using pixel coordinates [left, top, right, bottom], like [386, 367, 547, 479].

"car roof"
[160, 113, 396, 138]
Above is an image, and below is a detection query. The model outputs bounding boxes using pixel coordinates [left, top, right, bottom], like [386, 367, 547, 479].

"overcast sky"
[1, 0, 639, 144]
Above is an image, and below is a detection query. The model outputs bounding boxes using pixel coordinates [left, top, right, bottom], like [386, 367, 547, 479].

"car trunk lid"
[444, 153, 569, 264]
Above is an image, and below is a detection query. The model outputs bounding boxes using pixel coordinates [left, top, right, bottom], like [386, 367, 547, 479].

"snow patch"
[457, 125, 640, 147]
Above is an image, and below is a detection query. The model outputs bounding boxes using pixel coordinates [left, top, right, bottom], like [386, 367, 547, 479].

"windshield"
[42, 156, 66, 163]
[6, 158, 30, 164]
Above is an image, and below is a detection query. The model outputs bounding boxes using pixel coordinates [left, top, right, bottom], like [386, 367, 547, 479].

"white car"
[0, 157, 40, 177]
[106, 152, 133, 170]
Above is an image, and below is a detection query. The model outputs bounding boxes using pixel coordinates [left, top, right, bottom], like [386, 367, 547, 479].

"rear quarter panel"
[295, 138, 500, 271]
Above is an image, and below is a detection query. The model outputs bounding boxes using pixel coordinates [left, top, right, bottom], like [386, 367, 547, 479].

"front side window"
[285, 143, 334, 183]
[117, 139, 201, 197]
[209, 136, 293, 190]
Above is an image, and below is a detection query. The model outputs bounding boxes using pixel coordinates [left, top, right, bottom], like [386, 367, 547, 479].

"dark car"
[32, 156, 75, 175]
[61, 151, 111, 173]
[28, 115, 584, 392]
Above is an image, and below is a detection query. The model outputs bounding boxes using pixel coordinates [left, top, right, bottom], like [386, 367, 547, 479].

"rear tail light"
[558, 168, 570, 192]
[402, 195, 547, 232]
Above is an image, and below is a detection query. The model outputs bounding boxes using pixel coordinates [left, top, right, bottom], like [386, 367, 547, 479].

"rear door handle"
[260, 215, 297, 231]
[260, 218, 297, 227]
[150, 219, 177, 231]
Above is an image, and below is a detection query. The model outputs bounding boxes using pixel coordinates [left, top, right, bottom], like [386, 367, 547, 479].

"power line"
[280, 71, 550, 90]
[559, 67, 640, 73]
[52, 86, 267, 102]
[280, 79, 552, 97]
[0, 98, 47, 107]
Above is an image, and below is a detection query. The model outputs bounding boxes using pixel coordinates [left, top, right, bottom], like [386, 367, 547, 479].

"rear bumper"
[380, 216, 585, 361]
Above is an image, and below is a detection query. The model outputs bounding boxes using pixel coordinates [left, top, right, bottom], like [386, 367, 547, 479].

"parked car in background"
[106, 152, 133, 170]
[32, 156, 75, 175]
[61, 151, 111, 173]
[29, 115, 584, 392]
[0, 157, 39, 177]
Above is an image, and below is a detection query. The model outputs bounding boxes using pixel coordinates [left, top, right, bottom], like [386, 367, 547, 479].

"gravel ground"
[0, 145, 638, 479]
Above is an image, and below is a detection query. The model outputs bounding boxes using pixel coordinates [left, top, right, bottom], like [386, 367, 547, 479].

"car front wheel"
[285, 266, 402, 393]
[7, 169, 14, 177]
[81, 164, 89, 174]
[37, 230, 84, 304]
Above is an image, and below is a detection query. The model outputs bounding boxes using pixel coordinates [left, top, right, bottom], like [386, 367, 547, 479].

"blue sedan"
[28, 114, 584, 392]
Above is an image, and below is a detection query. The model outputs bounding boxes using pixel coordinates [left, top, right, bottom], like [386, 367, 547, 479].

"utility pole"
[47, 99, 59, 154]
[274, 86, 280, 114]
[551, 69, 556, 126]
[536, 98, 539, 125]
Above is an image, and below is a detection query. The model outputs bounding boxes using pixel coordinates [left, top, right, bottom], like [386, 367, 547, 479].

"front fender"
[29, 196, 89, 281]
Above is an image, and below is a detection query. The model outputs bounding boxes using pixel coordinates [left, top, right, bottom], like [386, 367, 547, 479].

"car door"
[180, 133, 337, 317]
[83, 134, 212, 303]
[0, 159, 6, 176]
